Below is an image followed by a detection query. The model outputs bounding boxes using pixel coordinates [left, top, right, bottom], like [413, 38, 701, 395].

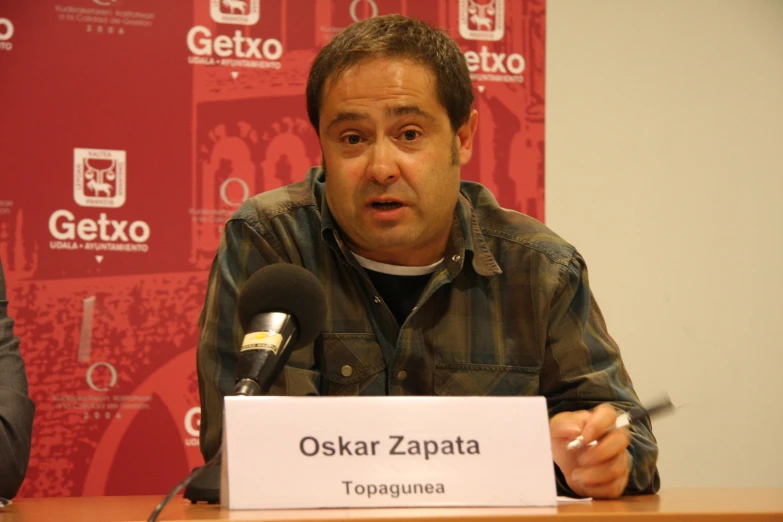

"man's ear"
[456, 110, 479, 166]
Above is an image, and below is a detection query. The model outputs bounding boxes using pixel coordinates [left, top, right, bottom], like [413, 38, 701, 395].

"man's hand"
[549, 404, 631, 499]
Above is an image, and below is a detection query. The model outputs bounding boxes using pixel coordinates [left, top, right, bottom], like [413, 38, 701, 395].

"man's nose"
[365, 139, 400, 185]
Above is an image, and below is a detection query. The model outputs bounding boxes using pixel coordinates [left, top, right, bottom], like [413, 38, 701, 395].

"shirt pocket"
[320, 333, 386, 396]
[434, 363, 540, 396]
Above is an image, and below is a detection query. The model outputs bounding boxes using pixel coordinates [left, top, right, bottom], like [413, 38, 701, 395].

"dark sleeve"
[0, 258, 35, 499]
[540, 251, 660, 496]
[196, 219, 321, 462]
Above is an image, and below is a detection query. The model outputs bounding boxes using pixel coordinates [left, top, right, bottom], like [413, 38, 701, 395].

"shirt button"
[341, 365, 353, 377]
[374, 296, 381, 304]
[452, 254, 461, 263]
[397, 370, 408, 381]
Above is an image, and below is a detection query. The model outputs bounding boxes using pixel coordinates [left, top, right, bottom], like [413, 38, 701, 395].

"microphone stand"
[147, 447, 222, 521]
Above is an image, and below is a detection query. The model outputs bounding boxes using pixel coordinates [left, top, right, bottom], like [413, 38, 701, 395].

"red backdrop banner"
[0, 0, 545, 497]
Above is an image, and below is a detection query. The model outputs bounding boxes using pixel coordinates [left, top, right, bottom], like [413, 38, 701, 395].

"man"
[197, 15, 659, 498]
[0, 257, 34, 499]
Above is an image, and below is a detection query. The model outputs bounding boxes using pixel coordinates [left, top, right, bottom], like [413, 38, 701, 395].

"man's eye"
[402, 130, 420, 141]
[343, 135, 361, 145]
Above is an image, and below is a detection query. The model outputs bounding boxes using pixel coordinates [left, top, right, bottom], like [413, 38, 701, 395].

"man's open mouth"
[371, 201, 404, 210]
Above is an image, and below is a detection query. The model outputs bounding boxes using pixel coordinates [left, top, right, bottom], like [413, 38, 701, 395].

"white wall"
[546, 0, 783, 487]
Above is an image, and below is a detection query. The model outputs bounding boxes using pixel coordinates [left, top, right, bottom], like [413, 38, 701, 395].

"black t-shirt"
[365, 269, 432, 326]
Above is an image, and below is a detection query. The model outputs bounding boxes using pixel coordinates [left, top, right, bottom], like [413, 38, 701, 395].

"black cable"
[147, 447, 222, 522]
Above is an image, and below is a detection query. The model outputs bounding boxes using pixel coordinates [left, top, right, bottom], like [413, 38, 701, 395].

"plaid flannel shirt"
[196, 168, 660, 495]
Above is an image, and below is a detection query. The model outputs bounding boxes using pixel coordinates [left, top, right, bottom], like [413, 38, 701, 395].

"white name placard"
[221, 396, 556, 509]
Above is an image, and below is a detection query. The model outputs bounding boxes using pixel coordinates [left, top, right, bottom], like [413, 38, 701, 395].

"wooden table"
[1, 489, 781, 522]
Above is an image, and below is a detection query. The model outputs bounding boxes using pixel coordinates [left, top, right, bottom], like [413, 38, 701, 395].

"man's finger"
[571, 451, 630, 488]
[579, 404, 618, 444]
[549, 410, 591, 439]
[579, 478, 628, 500]
[577, 428, 631, 467]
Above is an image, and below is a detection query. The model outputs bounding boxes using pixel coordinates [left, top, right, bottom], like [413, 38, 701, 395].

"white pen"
[566, 397, 678, 451]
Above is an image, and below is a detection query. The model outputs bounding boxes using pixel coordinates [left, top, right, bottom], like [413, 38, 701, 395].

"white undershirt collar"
[351, 252, 442, 276]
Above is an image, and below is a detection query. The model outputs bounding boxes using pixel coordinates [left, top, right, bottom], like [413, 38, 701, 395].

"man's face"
[319, 58, 478, 266]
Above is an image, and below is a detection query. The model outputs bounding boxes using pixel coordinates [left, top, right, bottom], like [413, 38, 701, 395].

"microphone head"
[237, 264, 327, 348]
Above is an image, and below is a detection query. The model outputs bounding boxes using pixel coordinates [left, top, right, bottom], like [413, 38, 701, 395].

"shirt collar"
[450, 192, 503, 277]
[314, 169, 346, 255]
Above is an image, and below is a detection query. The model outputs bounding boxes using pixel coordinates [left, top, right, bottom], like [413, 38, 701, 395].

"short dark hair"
[306, 14, 474, 134]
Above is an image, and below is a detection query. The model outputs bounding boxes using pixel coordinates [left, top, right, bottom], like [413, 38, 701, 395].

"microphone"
[154, 264, 326, 516]
[233, 263, 327, 396]
[158, 263, 326, 512]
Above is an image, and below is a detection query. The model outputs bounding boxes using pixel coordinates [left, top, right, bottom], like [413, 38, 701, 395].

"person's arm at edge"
[541, 250, 660, 497]
[0, 258, 35, 499]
